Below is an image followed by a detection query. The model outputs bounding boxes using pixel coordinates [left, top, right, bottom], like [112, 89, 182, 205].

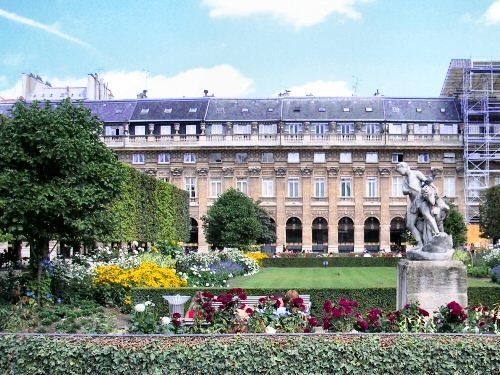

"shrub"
[467, 265, 492, 278]
[483, 248, 500, 269]
[245, 251, 269, 266]
[434, 301, 468, 333]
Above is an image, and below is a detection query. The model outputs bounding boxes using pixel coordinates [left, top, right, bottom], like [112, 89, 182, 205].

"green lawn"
[229, 267, 499, 289]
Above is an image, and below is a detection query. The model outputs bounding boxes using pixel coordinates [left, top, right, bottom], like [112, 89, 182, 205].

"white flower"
[265, 326, 276, 334]
[145, 301, 152, 306]
[161, 316, 171, 325]
[206, 283, 209, 286]
[134, 303, 146, 313]
[274, 307, 287, 317]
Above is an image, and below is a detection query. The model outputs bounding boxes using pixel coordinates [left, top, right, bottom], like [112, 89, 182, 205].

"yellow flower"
[245, 252, 269, 265]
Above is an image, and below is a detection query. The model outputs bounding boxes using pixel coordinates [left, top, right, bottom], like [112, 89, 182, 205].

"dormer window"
[318, 107, 326, 112]
[293, 106, 300, 112]
[140, 108, 149, 115]
[343, 107, 350, 112]
[416, 108, 422, 113]
[267, 108, 274, 112]
[164, 108, 172, 113]
[115, 109, 123, 114]
[365, 107, 373, 112]
[189, 108, 197, 113]
[440, 108, 446, 113]
[242, 108, 249, 112]
[216, 107, 224, 113]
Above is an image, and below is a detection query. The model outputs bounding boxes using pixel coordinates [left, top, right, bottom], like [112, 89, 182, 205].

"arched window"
[338, 217, 354, 253]
[312, 217, 328, 252]
[364, 217, 380, 252]
[390, 217, 406, 252]
[286, 217, 302, 252]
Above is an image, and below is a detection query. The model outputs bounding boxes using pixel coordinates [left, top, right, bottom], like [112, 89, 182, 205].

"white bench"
[182, 294, 311, 325]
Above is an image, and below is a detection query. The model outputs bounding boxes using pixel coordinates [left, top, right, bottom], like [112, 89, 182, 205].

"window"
[293, 106, 301, 112]
[184, 153, 196, 163]
[388, 123, 407, 134]
[366, 152, 378, 163]
[418, 153, 430, 163]
[216, 107, 224, 113]
[286, 123, 302, 134]
[164, 108, 172, 113]
[443, 177, 456, 197]
[415, 124, 432, 134]
[235, 153, 248, 163]
[132, 153, 144, 164]
[188, 107, 197, 113]
[365, 107, 373, 112]
[160, 125, 171, 135]
[241, 108, 249, 113]
[158, 153, 170, 164]
[495, 177, 500, 186]
[392, 153, 404, 163]
[288, 152, 300, 163]
[210, 179, 222, 198]
[259, 124, 277, 134]
[392, 176, 404, 197]
[312, 123, 328, 134]
[340, 177, 352, 197]
[340, 152, 352, 163]
[343, 107, 350, 112]
[233, 124, 251, 134]
[140, 108, 149, 115]
[262, 152, 274, 163]
[186, 125, 197, 135]
[366, 177, 378, 198]
[416, 108, 422, 113]
[288, 177, 300, 198]
[365, 123, 379, 134]
[209, 124, 223, 135]
[318, 107, 326, 112]
[185, 177, 196, 198]
[209, 153, 222, 163]
[237, 179, 248, 195]
[314, 153, 326, 163]
[315, 177, 326, 198]
[262, 178, 275, 197]
[134, 125, 145, 136]
[267, 108, 274, 112]
[115, 109, 123, 114]
[339, 123, 353, 134]
[440, 108, 446, 113]
[440, 124, 458, 134]
[159, 177, 169, 183]
[443, 153, 456, 163]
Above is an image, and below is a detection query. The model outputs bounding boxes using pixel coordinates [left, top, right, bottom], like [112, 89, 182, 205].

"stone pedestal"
[397, 260, 467, 314]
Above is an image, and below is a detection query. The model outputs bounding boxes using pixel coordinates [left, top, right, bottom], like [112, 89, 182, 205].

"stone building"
[92, 96, 464, 253]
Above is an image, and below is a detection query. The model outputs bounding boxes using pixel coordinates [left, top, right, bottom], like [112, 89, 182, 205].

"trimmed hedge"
[105, 165, 189, 243]
[0, 334, 498, 374]
[132, 287, 500, 317]
[261, 257, 400, 267]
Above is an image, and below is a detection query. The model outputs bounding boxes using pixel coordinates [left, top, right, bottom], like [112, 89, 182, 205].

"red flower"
[201, 291, 214, 298]
[259, 297, 266, 304]
[323, 300, 333, 313]
[239, 292, 247, 300]
[356, 319, 369, 331]
[447, 301, 462, 311]
[331, 307, 343, 319]
[418, 308, 429, 317]
[339, 298, 350, 308]
[245, 307, 254, 315]
[172, 312, 181, 319]
[323, 317, 331, 330]
[292, 297, 304, 307]
[308, 317, 319, 326]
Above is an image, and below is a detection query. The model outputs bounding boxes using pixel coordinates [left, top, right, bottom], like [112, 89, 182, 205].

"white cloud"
[0, 79, 22, 100]
[0, 65, 255, 100]
[483, 0, 500, 25]
[282, 80, 352, 96]
[203, 0, 370, 29]
[0, 8, 92, 48]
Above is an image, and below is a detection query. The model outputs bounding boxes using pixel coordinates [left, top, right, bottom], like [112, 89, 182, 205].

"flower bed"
[0, 334, 498, 374]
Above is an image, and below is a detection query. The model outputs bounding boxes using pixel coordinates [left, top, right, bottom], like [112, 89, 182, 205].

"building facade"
[89, 96, 464, 252]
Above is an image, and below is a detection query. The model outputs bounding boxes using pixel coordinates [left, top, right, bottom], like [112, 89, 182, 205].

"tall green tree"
[0, 99, 123, 294]
[202, 189, 274, 248]
[480, 185, 500, 243]
[443, 204, 467, 248]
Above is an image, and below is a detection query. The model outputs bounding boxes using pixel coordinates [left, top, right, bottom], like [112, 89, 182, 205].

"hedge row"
[0, 334, 498, 374]
[105, 165, 189, 243]
[261, 257, 400, 267]
[132, 287, 500, 317]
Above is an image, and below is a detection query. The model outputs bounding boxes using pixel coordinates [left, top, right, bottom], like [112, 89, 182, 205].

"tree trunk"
[33, 238, 50, 306]
[13, 240, 22, 264]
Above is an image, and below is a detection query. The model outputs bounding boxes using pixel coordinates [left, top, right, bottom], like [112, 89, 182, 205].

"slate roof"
[205, 99, 281, 121]
[129, 99, 208, 122]
[0, 97, 462, 123]
[282, 97, 384, 121]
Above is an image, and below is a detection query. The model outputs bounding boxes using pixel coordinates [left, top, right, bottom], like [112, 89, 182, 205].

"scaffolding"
[442, 59, 500, 223]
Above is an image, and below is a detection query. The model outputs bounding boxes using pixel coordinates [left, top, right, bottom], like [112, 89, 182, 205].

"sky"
[0, 0, 499, 100]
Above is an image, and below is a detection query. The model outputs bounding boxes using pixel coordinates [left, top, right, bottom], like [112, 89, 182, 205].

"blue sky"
[1, 0, 500, 99]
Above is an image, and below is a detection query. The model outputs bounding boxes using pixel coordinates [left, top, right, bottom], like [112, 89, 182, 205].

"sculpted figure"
[396, 162, 452, 260]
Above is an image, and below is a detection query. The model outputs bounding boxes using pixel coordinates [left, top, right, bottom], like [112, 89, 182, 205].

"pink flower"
[357, 319, 369, 331]
[201, 291, 214, 298]
[418, 308, 429, 317]
[331, 307, 343, 319]
[172, 312, 181, 319]
[323, 300, 333, 313]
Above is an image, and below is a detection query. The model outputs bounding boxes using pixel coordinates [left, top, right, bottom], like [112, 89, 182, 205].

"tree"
[255, 202, 277, 245]
[443, 204, 467, 248]
[480, 185, 500, 243]
[202, 189, 275, 248]
[0, 99, 123, 298]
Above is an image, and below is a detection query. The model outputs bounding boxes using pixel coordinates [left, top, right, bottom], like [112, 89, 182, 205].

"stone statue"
[396, 162, 453, 260]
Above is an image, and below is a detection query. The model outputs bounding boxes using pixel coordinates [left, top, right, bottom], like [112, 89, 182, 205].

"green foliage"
[467, 265, 492, 278]
[453, 250, 472, 266]
[261, 257, 400, 267]
[0, 335, 498, 374]
[202, 189, 274, 248]
[443, 204, 467, 248]
[480, 185, 500, 241]
[104, 165, 189, 243]
[133, 286, 500, 318]
[0, 99, 123, 248]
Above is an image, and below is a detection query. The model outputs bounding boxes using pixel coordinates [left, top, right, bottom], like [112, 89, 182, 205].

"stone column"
[327, 167, 339, 253]
[275, 169, 286, 252]
[353, 167, 365, 253]
[301, 167, 313, 252]
[379, 168, 391, 251]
